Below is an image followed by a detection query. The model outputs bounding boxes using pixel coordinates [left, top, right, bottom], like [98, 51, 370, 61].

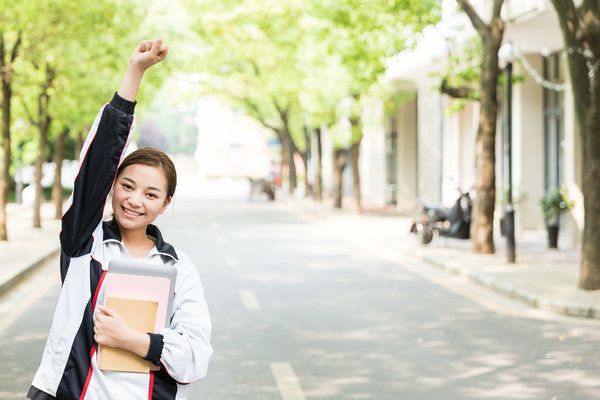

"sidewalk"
[0, 203, 61, 297]
[275, 195, 600, 320]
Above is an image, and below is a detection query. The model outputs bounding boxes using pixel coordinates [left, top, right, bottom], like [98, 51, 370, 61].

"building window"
[543, 52, 565, 192]
[385, 117, 398, 205]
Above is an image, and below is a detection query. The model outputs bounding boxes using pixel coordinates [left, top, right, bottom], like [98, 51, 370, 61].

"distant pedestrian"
[27, 40, 213, 400]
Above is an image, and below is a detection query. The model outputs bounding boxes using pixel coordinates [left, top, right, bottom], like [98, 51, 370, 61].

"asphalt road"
[2, 178, 599, 399]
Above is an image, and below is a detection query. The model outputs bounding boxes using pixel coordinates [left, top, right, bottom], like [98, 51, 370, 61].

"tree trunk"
[276, 128, 295, 195]
[549, 0, 600, 289]
[53, 128, 67, 219]
[349, 114, 363, 212]
[457, 0, 505, 254]
[290, 127, 310, 197]
[34, 117, 50, 228]
[314, 127, 323, 201]
[274, 105, 301, 195]
[333, 148, 346, 209]
[579, 108, 600, 288]
[471, 47, 498, 255]
[350, 136, 362, 213]
[0, 59, 10, 241]
[302, 127, 311, 197]
[33, 64, 54, 228]
[300, 152, 309, 197]
[0, 32, 21, 241]
[287, 137, 297, 195]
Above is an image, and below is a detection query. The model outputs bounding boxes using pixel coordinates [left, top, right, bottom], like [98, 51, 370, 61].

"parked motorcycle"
[247, 177, 276, 201]
[410, 191, 472, 244]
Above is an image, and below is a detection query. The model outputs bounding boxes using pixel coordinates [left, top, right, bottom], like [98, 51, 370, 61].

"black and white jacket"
[28, 93, 213, 400]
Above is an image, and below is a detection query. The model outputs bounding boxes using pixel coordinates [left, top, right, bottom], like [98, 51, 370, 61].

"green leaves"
[188, 0, 441, 150]
[540, 186, 575, 222]
[1, 0, 172, 165]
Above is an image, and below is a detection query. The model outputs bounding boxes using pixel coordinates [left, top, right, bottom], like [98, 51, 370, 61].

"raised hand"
[129, 39, 169, 71]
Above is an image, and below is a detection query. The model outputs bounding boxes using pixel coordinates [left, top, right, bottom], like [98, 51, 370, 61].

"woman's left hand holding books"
[94, 305, 151, 358]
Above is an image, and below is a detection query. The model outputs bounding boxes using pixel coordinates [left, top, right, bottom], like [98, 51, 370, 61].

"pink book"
[98, 260, 177, 372]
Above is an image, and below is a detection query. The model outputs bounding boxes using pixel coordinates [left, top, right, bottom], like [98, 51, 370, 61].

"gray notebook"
[107, 259, 177, 327]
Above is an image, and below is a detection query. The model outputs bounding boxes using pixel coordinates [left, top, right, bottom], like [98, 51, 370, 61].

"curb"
[0, 247, 60, 297]
[410, 251, 600, 320]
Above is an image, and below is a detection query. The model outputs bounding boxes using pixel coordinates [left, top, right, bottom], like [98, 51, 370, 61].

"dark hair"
[116, 147, 177, 199]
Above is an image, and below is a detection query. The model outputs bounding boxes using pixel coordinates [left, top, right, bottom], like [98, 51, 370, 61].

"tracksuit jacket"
[27, 93, 213, 400]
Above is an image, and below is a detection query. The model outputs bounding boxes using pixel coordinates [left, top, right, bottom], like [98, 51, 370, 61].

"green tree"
[17, 0, 136, 228]
[298, 44, 350, 201]
[308, 0, 441, 210]
[190, 0, 309, 194]
[550, 0, 600, 289]
[191, 0, 441, 206]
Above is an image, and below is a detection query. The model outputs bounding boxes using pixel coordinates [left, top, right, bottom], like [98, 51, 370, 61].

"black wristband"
[143, 333, 164, 366]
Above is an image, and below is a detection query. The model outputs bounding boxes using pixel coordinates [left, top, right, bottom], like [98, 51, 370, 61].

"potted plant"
[539, 186, 574, 248]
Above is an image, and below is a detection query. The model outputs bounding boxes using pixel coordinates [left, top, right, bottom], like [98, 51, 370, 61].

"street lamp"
[498, 41, 516, 263]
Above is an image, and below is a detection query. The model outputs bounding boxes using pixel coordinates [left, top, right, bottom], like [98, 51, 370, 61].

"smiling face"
[111, 164, 171, 233]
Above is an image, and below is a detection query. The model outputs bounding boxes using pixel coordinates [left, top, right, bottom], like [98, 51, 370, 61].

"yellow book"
[98, 297, 158, 373]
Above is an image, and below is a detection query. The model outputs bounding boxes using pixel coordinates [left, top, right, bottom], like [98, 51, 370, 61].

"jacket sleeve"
[158, 252, 213, 383]
[60, 93, 136, 261]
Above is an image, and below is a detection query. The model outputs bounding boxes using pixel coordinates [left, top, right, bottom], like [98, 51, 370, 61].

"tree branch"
[240, 96, 281, 133]
[440, 78, 478, 99]
[21, 99, 35, 125]
[199, 80, 284, 139]
[550, 0, 592, 118]
[10, 31, 22, 63]
[0, 33, 5, 67]
[273, 97, 288, 126]
[249, 60, 260, 77]
[492, 0, 504, 19]
[581, 0, 593, 14]
[456, 0, 489, 39]
[576, 0, 600, 44]
[550, 0, 579, 44]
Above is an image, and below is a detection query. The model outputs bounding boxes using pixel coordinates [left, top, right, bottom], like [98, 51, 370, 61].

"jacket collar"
[103, 218, 179, 261]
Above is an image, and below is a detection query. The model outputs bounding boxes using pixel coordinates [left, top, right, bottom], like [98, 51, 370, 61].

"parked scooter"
[410, 191, 472, 244]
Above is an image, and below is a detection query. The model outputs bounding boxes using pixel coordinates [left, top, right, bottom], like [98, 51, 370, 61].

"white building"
[194, 97, 274, 179]
[360, 0, 581, 248]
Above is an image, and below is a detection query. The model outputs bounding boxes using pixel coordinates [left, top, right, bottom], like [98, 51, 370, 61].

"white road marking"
[239, 289, 261, 310]
[269, 362, 307, 400]
[0, 269, 58, 337]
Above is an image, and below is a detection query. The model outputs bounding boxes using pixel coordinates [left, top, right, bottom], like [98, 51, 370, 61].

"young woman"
[28, 40, 213, 400]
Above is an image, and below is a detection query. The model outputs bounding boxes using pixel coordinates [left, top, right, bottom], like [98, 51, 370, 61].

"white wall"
[513, 55, 545, 232]
[417, 79, 444, 203]
[396, 93, 419, 212]
[360, 102, 386, 208]
[321, 126, 334, 198]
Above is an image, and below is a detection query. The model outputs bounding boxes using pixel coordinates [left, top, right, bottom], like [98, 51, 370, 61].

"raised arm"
[60, 40, 168, 278]
[118, 39, 169, 101]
